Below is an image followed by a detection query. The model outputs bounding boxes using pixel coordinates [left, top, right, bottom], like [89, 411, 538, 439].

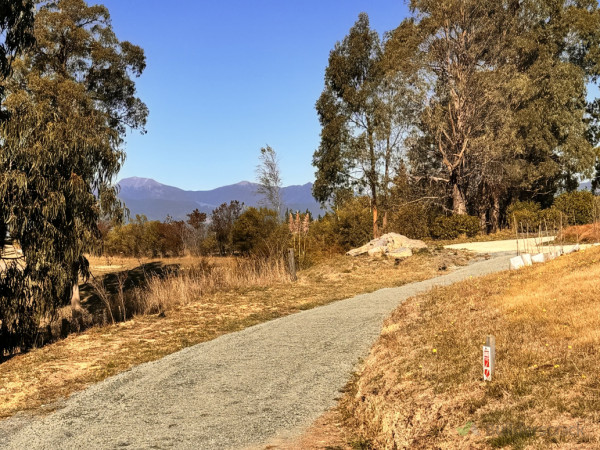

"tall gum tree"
[398, 0, 600, 227]
[0, 0, 147, 349]
[0, 0, 35, 355]
[313, 13, 421, 238]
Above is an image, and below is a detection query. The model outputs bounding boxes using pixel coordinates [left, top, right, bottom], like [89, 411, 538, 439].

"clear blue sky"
[100, 1, 411, 190]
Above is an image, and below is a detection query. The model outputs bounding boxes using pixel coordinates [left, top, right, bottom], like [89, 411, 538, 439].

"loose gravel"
[0, 254, 512, 450]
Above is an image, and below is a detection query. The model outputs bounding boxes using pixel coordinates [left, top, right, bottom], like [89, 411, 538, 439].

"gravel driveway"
[0, 254, 512, 450]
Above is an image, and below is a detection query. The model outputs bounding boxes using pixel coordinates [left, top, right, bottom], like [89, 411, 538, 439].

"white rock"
[387, 248, 413, 259]
[367, 246, 385, 257]
[346, 233, 426, 257]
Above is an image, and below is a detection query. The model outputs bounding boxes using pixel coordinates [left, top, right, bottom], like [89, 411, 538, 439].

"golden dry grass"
[0, 248, 470, 419]
[559, 223, 600, 244]
[427, 229, 517, 247]
[338, 247, 600, 449]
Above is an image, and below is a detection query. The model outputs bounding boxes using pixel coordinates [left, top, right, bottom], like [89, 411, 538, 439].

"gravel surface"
[0, 254, 512, 450]
[444, 237, 584, 254]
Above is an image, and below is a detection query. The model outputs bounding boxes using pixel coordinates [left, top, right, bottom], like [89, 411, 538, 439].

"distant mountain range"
[117, 177, 324, 221]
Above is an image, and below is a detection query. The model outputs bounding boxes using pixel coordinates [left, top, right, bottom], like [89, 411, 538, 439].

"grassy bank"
[336, 247, 600, 449]
[0, 249, 470, 419]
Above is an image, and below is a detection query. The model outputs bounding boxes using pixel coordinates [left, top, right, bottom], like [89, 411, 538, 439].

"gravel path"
[444, 237, 585, 254]
[0, 254, 512, 450]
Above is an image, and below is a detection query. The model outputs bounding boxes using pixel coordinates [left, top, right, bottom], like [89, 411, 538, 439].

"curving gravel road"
[0, 254, 512, 450]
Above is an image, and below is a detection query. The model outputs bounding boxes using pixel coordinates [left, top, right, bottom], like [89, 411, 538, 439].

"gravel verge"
[0, 254, 512, 450]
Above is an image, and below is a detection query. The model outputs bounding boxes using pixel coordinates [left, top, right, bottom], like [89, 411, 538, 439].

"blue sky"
[101, 1, 411, 190]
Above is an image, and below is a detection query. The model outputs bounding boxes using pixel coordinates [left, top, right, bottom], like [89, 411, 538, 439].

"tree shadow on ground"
[80, 262, 180, 318]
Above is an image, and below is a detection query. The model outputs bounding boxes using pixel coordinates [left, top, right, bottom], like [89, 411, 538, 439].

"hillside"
[117, 177, 324, 221]
[334, 247, 600, 448]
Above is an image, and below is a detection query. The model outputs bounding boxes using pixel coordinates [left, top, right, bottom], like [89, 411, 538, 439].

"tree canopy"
[314, 2, 600, 235]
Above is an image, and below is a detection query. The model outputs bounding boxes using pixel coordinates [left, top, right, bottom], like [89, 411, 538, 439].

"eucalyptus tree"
[0, 0, 34, 241]
[256, 145, 283, 216]
[397, 0, 600, 229]
[313, 13, 421, 238]
[0, 0, 147, 349]
[0, 0, 35, 355]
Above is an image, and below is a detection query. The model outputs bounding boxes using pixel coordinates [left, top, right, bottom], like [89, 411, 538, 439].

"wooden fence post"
[288, 248, 297, 282]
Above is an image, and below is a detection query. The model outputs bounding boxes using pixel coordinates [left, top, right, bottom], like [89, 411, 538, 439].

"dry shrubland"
[559, 223, 600, 244]
[339, 247, 600, 448]
[138, 258, 291, 314]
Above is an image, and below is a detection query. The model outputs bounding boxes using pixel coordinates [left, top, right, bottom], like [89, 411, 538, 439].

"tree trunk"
[491, 193, 501, 233]
[372, 205, 379, 239]
[70, 263, 84, 331]
[451, 174, 467, 215]
[382, 211, 388, 233]
[479, 208, 488, 234]
[0, 220, 6, 252]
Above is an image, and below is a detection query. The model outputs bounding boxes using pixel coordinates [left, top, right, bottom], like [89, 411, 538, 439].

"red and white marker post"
[483, 335, 495, 381]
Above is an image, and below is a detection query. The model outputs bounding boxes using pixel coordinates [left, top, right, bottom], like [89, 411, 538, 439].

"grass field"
[333, 247, 600, 449]
[0, 248, 472, 420]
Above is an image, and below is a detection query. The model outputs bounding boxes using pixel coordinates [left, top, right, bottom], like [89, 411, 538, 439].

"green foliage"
[592, 159, 600, 195]
[390, 0, 600, 228]
[0, 0, 147, 353]
[430, 215, 480, 240]
[256, 146, 282, 215]
[387, 203, 431, 240]
[232, 207, 285, 257]
[553, 191, 599, 225]
[307, 197, 372, 253]
[334, 196, 373, 249]
[386, 164, 439, 239]
[210, 201, 243, 256]
[0, 0, 34, 110]
[103, 215, 185, 258]
[506, 201, 543, 228]
[313, 13, 422, 238]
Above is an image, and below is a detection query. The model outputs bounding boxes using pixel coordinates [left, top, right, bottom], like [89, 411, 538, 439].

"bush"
[559, 224, 600, 243]
[387, 203, 431, 239]
[538, 207, 564, 230]
[305, 196, 373, 256]
[430, 215, 480, 240]
[553, 191, 599, 225]
[335, 196, 373, 249]
[231, 207, 289, 258]
[506, 201, 542, 228]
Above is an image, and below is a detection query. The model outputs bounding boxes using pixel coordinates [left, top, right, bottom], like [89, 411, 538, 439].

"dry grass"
[338, 247, 600, 449]
[428, 229, 516, 246]
[0, 248, 471, 420]
[559, 223, 600, 244]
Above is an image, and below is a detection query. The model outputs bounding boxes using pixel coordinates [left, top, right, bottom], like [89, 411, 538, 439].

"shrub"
[387, 203, 431, 239]
[305, 196, 373, 255]
[430, 215, 480, 240]
[538, 207, 565, 230]
[506, 201, 542, 229]
[231, 207, 286, 257]
[553, 191, 599, 225]
[559, 224, 600, 243]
